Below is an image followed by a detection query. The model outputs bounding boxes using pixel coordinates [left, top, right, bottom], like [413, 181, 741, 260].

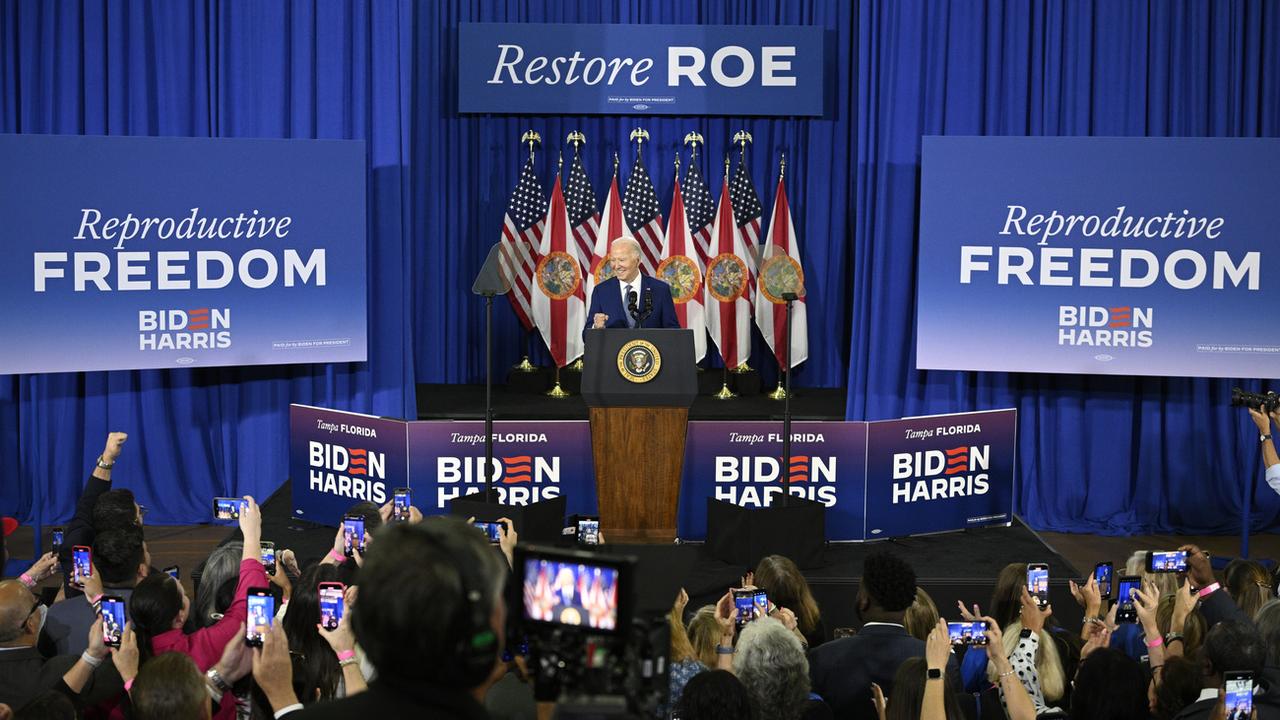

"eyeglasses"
[137, 504, 149, 517]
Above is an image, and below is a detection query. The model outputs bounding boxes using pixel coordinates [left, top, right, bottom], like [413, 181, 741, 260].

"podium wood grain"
[589, 406, 688, 543]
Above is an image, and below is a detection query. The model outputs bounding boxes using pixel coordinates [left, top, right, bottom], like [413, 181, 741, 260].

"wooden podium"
[582, 329, 697, 543]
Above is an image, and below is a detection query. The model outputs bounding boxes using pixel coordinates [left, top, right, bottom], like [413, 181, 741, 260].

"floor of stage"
[415, 382, 847, 421]
[12, 484, 1276, 639]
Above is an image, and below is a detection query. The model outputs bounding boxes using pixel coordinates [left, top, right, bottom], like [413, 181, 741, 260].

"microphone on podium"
[627, 289, 639, 326]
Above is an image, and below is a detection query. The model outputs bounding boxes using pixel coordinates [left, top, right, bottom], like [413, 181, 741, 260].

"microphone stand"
[484, 293, 496, 504]
[780, 292, 797, 507]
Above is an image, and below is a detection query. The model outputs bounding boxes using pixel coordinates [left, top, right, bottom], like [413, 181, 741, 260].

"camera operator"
[1246, 406, 1280, 498]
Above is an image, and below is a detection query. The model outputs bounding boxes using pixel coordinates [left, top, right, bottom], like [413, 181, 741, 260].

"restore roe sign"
[457, 23, 824, 116]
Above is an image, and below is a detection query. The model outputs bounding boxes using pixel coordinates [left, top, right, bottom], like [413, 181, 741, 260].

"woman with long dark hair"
[128, 496, 267, 719]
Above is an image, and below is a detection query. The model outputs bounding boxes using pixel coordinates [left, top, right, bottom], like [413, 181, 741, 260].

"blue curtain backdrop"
[2, 0, 1278, 536]
[0, 1, 416, 527]
[848, 1, 1280, 535]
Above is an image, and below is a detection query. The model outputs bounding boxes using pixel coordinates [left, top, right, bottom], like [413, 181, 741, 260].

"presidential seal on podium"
[617, 339, 661, 383]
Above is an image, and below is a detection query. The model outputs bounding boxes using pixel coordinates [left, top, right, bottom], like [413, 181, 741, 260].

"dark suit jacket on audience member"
[0, 647, 90, 710]
[808, 623, 959, 720]
[581, 275, 680, 339]
[290, 679, 489, 720]
[59, 473, 113, 597]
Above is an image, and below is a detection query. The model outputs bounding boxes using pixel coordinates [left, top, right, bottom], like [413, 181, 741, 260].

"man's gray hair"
[732, 617, 811, 720]
[610, 236, 642, 258]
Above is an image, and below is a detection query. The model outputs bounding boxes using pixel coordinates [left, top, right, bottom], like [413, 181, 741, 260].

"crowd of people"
[1, 432, 1279, 720]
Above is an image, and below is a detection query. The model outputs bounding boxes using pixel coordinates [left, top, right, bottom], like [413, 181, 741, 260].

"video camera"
[514, 545, 668, 717]
[1231, 387, 1280, 413]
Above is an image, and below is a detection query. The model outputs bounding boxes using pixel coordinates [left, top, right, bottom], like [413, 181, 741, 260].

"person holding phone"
[59, 432, 135, 595]
[287, 518, 508, 719]
[42, 525, 149, 656]
[127, 495, 268, 720]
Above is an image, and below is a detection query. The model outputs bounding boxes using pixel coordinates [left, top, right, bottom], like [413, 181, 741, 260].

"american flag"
[621, 153, 665, 275]
[683, 157, 716, 266]
[730, 154, 764, 268]
[563, 150, 599, 273]
[498, 156, 547, 331]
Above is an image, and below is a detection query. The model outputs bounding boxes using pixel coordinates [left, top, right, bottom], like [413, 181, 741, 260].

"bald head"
[0, 579, 37, 645]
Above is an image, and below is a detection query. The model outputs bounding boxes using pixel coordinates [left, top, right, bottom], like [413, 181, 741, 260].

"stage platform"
[415, 381, 846, 421]
[211, 482, 1086, 640]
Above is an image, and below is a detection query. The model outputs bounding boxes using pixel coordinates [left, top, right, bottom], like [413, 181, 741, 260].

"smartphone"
[1146, 550, 1188, 574]
[245, 587, 274, 646]
[163, 565, 180, 580]
[1093, 562, 1114, 600]
[752, 588, 769, 619]
[318, 582, 345, 631]
[71, 546, 92, 588]
[100, 595, 126, 648]
[212, 497, 246, 521]
[947, 620, 990, 646]
[51, 528, 64, 554]
[1224, 671, 1254, 717]
[392, 488, 412, 522]
[260, 542, 276, 575]
[733, 589, 759, 628]
[1026, 563, 1049, 609]
[576, 517, 600, 545]
[473, 521, 503, 544]
[342, 516, 366, 557]
[1116, 575, 1142, 623]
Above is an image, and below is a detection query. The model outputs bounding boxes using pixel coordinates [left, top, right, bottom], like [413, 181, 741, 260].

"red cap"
[1, 517, 18, 537]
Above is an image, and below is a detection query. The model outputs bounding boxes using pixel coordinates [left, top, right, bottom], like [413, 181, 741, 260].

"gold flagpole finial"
[629, 127, 650, 156]
[674, 152, 681, 172]
[724, 152, 731, 176]
[733, 130, 753, 161]
[683, 131, 705, 161]
[780, 152, 786, 180]
[566, 131, 586, 154]
[557, 149, 563, 173]
[613, 151, 620, 173]
[521, 130, 542, 162]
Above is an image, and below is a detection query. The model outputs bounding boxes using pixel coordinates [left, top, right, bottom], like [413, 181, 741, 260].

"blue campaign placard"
[677, 421, 868, 541]
[917, 137, 1280, 378]
[458, 23, 824, 116]
[0, 134, 366, 374]
[863, 409, 1016, 539]
[290, 405, 410, 524]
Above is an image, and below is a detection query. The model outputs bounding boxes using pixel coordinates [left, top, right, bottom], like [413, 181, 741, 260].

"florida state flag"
[703, 174, 752, 368]
[585, 167, 631, 308]
[755, 173, 809, 369]
[531, 173, 585, 367]
[659, 174, 708, 362]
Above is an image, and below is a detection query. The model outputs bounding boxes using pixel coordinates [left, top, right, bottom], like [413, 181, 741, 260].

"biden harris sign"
[457, 23, 824, 116]
[917, 136, 1280, 378]
[0, 134, 366, 374]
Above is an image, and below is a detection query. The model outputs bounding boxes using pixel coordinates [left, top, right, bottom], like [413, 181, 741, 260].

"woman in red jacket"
[128, 495, 268, 718]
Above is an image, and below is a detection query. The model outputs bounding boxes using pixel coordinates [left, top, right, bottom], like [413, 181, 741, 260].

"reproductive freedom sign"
[0, 134, 367, 374]
[917, 137, 1280, 378]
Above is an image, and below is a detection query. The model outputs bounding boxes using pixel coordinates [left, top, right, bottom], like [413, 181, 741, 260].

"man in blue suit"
[584, 236, 680, 338]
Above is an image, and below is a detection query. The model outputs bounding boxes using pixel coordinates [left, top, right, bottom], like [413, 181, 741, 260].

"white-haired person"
[583, 236, 679, 337]
[733, 616, 831, 720]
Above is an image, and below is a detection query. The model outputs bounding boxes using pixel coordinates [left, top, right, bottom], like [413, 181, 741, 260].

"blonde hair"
[1124, 551, 1178, 597]
[686, 605, 721, 667]
[987, 621, 1066, 702]
[904, 587, 940, 642]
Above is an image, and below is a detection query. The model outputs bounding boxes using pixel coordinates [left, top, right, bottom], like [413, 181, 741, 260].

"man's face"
[609, 243, 641, 282]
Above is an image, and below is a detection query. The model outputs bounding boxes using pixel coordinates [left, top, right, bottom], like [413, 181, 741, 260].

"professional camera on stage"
[1237, 387, 1280, 507]
[514, 545, 669, 717]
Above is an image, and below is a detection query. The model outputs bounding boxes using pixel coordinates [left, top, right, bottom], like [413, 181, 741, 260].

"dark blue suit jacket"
[809, 624, 961, 720]
[583, 275, 680, 338]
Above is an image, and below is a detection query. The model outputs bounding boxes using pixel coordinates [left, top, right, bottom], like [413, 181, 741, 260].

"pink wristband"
[1197, 582, 1220, 598]
[1145, 636, 1164, 648]
[19, 573, 35, 588]
[336, 650, 356, 661]
[124, 678, 134, 693]
[327, 549, 346, 563]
